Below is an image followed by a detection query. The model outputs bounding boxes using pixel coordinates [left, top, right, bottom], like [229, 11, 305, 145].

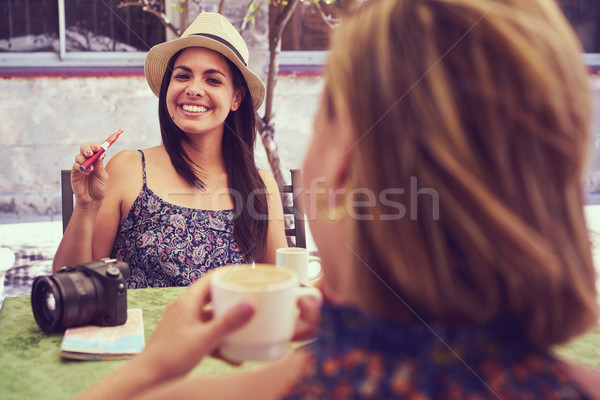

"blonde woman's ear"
[330, 104, 355, 191]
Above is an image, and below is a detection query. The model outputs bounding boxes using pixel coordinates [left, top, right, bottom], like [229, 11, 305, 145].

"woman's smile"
[181, 104, 209, 113]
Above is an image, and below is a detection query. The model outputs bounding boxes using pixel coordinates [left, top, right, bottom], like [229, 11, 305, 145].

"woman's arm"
[53, 144, 111, 272]
[259, 170, 288, 264]
[75, 271, 322, 400]
[131, 350, 309, 400]
[53, 149, 140, 272]
[73, 274, 255, 400]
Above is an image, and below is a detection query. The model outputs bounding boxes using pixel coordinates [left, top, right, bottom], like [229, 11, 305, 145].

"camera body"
[31, 259, 130, 332]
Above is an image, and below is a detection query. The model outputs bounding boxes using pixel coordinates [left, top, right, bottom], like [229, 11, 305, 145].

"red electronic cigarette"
[79, 129, 124, 173]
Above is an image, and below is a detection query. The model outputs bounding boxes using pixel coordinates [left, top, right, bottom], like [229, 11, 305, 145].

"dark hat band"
[190, 33, 247, 67]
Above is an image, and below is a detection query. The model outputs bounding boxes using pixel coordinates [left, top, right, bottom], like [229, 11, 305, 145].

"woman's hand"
[71, 144, 109, 206]
[292, 289, 322, 342]
[140, 274, 255, 380]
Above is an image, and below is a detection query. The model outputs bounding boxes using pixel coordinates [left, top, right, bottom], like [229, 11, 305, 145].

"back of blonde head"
[327, 0, 598, 347]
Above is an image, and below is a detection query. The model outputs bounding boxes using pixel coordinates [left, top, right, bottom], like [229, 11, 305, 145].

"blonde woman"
[78, 0, 600, 398]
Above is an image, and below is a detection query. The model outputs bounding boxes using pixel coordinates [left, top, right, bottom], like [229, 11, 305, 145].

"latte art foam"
[217, 266, 295, 289]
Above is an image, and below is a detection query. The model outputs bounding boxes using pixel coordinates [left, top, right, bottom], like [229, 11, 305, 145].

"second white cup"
[275, 247, 322, 285]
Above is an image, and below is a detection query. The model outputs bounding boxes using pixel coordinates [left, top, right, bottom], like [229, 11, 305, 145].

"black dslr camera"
[31, 259, 130, 333]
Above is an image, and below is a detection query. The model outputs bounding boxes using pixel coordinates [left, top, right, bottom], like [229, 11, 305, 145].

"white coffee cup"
[211, 264, 321, 362]
[275, 247, 322, 285]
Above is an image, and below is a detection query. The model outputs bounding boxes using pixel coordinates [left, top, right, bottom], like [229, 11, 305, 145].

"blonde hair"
[327, 0, 598, 347]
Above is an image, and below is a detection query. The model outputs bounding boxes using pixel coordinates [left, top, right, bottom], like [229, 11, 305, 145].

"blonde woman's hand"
[292, 289, 323, 342]
[140, 274, 255, 381]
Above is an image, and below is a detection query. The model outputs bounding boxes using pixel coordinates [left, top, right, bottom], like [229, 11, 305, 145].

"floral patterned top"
[282, 305, 593, 399]
[111, 150, 248, 288]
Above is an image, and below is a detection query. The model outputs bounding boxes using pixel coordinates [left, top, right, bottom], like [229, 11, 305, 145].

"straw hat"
[145, 12, 265, 111]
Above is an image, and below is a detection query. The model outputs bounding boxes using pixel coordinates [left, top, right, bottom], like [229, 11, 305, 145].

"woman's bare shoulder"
[107, 149, 142, 167]
[141, 145, 167, 156]
[108, 146, 164, 167]
[105, 150, 143, 188]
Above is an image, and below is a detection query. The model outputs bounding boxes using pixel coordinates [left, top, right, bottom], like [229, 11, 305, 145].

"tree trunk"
[257, 0, 300, 187]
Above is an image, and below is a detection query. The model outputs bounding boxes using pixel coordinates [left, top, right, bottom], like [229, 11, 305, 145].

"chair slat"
[279, 184, 293, 193]
[61, 170, 74, 234]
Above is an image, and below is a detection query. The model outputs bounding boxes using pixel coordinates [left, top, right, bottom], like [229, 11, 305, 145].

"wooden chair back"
[278, 169, 307, 248]
[61, 170, 73, 234]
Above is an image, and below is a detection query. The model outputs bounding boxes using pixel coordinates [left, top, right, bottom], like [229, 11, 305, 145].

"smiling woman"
[52, 12, 288, 288]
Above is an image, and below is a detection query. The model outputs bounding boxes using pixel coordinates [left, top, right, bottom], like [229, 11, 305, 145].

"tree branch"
[274, 0, 300, 34]
[313, 2, 342, 29]
[117, 1, 181, 36]
[239, 0, 264, 34]
[218, 0, 227, 14]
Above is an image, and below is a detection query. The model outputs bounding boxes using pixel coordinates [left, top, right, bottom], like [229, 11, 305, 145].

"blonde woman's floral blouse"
[282, 305, 593, 399]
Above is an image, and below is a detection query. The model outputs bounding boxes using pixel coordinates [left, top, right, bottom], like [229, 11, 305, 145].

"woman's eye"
[207, 77, 222, 85]
[174, 74, 189, 80]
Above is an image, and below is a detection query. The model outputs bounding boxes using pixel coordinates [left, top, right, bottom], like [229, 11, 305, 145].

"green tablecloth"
[0, 287, 263, 400]
[0, 287, 598, 400]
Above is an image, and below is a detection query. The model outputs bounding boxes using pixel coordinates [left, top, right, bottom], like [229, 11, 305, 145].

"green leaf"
[171, 3, 184, 13]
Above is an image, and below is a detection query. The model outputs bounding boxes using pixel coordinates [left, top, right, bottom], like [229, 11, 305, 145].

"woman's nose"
[185, 82, 205, 97]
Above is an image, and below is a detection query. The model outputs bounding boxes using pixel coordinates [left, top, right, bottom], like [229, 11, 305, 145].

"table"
[1, 288, 599, 400]
[0, 287, 262, 400]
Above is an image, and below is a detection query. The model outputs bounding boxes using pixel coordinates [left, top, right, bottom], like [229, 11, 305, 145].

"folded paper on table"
[60, 308, 145, 361]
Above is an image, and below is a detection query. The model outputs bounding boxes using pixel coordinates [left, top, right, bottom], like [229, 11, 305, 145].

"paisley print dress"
[111, 150, 248, 288]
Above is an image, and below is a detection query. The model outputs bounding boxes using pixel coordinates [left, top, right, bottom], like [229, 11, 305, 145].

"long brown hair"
[328, 0, 598, 347]
[158, 49, 268, 262]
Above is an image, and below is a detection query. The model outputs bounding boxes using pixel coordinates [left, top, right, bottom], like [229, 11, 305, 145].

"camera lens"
[31, 277, 63, 332]
[31, 270, 104, 332]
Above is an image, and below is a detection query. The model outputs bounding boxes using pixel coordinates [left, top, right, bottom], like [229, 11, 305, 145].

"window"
[558, 0, 600, 53]
[1, 0, 59, 52]
[65, 1, 165, 52]
[0, 0, 168, 67]
[281, 1, 344, 51]
[277, 1, 600, 67]
[277, 0, 351, 67]
[557, 0, 600, 65]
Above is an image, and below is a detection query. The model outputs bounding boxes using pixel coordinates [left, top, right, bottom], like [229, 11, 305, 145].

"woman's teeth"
[182, 104, 208, 113]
